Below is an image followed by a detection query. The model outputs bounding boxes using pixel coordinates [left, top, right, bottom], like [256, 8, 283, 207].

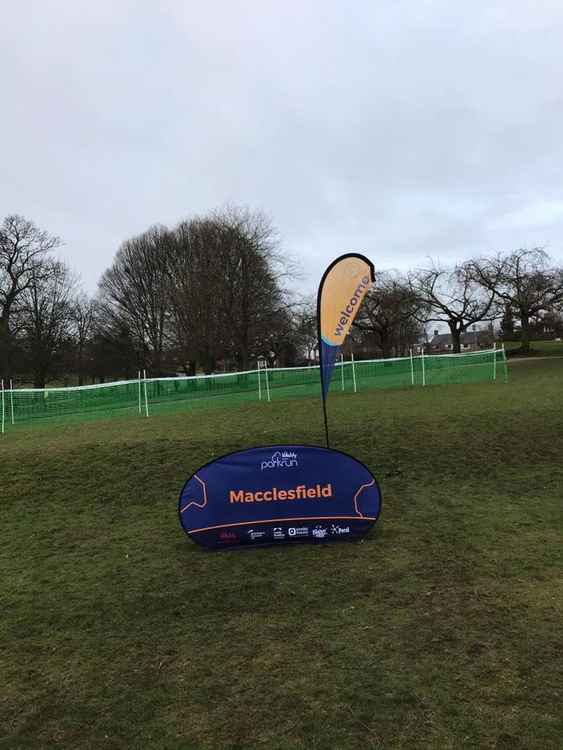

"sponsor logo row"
[218, 523, 351, 544]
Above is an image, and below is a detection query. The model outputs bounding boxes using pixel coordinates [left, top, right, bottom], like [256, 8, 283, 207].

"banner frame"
[178, 441, 383, 549]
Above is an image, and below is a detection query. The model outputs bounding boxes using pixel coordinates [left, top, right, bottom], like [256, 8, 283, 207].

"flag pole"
[321, 385, 330, 448]
[317, 304, 331, 449]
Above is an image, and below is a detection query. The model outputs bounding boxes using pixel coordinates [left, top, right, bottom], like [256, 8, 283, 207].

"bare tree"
[0, 215, 61, 378]
[70, 293, 97, 385]
[257, 306, 304, 367]
[88, 310, 140, 383]
[167, 216, 232, 373]
[292, 300, 318, 363]
[168, 207, 290, 372]
[21, 260, 76, 388]
[355, 272, 426, 357]
[468, 248, 563, 352]
[213, 206, 289, 370]
[98, 225, 172, 374]
[408, 263, 499, 353]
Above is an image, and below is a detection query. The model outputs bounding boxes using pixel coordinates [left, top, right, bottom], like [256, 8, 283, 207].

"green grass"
[1, 359, 562, 749]
[503, 339, 563, 356]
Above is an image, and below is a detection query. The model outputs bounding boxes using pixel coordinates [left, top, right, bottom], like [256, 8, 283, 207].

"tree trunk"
[201, 352, 216, 375]
[77, 342, 84, 386]
[152, 349, 162, 377]
[34, 371, 47, 389]
[240, 345, 250, 371]
[449, 323, 462, 353]
[520, 313, 530, 352]
[0, 317, 11, 380]
[380, 328, 393, 358]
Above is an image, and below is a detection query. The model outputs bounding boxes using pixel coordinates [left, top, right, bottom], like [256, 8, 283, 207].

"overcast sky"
[2, 1, 563, 295]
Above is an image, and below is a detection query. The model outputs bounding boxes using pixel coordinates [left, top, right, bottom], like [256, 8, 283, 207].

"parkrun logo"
[333, 275, 371, 338]
[260, 450, 298, 471]
[229, 483, 333, 504]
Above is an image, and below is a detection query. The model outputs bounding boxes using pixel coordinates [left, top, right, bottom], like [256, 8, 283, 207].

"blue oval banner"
[178, 444, 382, 549]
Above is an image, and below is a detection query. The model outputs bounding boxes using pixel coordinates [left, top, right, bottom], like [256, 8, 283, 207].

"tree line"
[1, 209, 562, 387]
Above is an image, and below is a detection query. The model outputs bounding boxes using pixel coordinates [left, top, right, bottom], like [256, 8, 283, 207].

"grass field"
[1, 358, 562, 749]
[503, 339, 563, 357]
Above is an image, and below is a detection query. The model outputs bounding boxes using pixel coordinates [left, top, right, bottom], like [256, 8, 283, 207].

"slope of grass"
[503, 339, 563, 356]
[1, 359, 562, 749]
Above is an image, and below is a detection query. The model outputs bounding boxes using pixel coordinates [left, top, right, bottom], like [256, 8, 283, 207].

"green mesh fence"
[0, 348, 507, 431]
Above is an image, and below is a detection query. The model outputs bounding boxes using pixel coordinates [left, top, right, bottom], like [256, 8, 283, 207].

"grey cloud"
[1, 0, 562, 295]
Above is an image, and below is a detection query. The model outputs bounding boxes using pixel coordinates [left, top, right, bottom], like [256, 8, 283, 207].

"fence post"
[351, 352, 357, 393]
[257, 361, 262, 401]
[9, 379, 15, 425]
[1, 380, 4, 434]
[138, 370, 142, 414]
[493, 343, 497, 381]
[340, 354, 345, 391]
[502, 344, 509, 384]
[421, 345, 426, 387]
[410, 348, 414, 386]
[143, 370, 150, 417]
[264, 361, 271, 402]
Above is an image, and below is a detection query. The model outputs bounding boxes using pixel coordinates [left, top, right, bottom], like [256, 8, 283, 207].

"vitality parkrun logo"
[260, 450, 298, 471]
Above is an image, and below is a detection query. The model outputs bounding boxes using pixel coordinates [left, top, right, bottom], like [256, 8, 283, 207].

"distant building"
[429, 329, 493, 352]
